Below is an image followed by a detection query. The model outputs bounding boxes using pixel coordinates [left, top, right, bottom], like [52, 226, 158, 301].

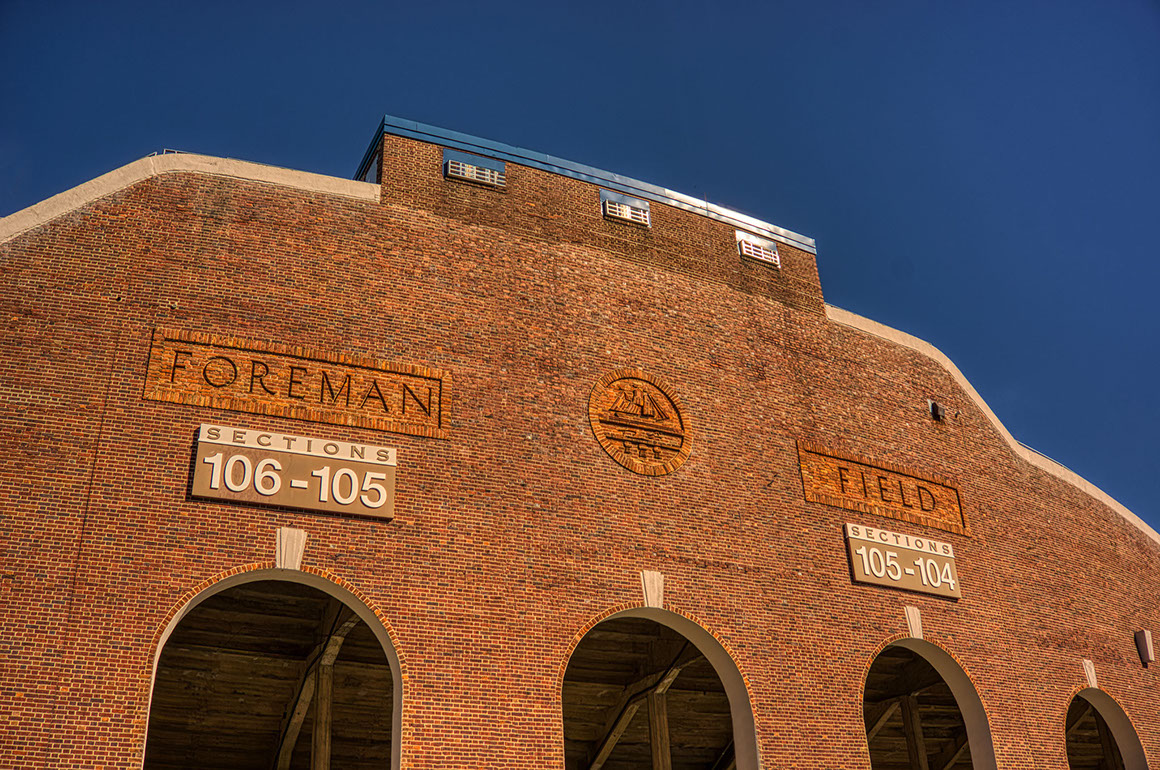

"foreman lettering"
[145, 328, 451, 439]
[168, 352, 416, 414]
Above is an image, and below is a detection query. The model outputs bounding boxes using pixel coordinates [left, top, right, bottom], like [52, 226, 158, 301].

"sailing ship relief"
[588, 368, 691, 476]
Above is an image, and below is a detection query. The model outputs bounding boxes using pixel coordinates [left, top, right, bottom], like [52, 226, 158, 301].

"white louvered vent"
[603, 199, 650, 226]
[737, 232, 780, 267]
[445, 158, 506, 188]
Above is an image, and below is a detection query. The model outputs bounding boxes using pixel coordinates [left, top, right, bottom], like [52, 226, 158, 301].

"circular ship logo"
[589, 369, 691, 476]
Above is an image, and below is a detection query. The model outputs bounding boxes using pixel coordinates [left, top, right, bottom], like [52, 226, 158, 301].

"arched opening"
[862, 640, 997, 770]
[143, 574, 400, 770]
[1064, 689, 1148, 770]
[561, 608, 759, 770]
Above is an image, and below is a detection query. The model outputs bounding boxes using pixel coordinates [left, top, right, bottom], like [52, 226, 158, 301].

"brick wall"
[0, 135, 1156, 768]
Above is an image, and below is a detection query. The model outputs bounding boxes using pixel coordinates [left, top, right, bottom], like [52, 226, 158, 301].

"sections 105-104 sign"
[191, 424, 397, 519]
[844, 523, 962, 599]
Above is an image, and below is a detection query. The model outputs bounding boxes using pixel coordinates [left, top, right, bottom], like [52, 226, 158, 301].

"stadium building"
[1, 116, 1157, 770]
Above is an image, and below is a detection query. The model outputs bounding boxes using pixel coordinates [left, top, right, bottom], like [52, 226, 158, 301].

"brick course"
[0, 127, 1156, 769]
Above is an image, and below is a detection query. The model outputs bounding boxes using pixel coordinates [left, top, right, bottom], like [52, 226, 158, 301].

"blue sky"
[3, 0, 1158, 530]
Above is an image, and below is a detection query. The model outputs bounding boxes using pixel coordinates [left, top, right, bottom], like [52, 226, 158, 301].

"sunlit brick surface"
[0, 132, 1157, 769]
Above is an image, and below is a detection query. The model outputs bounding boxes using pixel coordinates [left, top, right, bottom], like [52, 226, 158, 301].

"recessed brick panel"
[144, 327, 450, 439]
[798, 441, 967, 534]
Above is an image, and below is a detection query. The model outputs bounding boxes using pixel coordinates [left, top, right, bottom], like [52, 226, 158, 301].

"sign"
[145, 328, 450, 439]
[191, 424, 397, 519]
[798, 442, 966, 534]
[844, 523, 962, 599]
[589, 368, 691, 476]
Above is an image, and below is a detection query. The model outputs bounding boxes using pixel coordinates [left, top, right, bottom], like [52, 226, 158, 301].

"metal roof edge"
[356, 114, 817, 255]
[354, 117, 386, 184]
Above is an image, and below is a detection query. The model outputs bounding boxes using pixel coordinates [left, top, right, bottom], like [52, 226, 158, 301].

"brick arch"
[142, 563, 405, 770]
[861, 635, 998, 770]
[1065, 686, 1149, 770]
[559, 603, 761, 770]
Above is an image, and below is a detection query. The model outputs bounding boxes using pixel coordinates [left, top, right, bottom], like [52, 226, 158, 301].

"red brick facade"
[1, 124, 1157, 768]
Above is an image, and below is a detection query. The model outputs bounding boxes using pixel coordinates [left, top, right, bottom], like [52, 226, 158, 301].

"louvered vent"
[736, 231, 780, 267]
[600, 191, 651, 226]
[445, 158, 506, 188]
[602, 199, 650, 225]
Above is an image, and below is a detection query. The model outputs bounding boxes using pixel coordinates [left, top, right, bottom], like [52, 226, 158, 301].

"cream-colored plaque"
[845, 523, 962, 599]
[191, 424, 397, 519]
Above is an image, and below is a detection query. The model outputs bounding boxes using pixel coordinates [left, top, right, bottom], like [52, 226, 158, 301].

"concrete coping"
[826, 304, 1160, 547]
[0, 153, 380, 245]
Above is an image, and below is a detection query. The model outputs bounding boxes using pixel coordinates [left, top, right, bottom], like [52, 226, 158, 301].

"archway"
[561, 607, 759, 770]
[862, 640, 997, 770]
[143, 571, 401, 770]
[1064, 689, 1148, 770]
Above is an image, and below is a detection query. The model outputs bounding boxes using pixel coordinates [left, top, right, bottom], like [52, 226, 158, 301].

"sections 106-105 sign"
[844, 523, 962, 599]
[191, 424, 397, 519]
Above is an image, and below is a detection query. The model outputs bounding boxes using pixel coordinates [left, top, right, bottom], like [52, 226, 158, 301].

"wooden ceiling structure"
[146, 588, 1135, 770]
[150, 589, 737, 770]
[1064, 696, 1127, 770]
[562, 617, 735, 770]
[144, 581, 393, 770]
[862, 646, 972, 770]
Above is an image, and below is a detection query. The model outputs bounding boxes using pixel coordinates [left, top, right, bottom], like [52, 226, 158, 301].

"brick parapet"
[0, 144, 1156, 768]
[379, 135, 826, 315]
